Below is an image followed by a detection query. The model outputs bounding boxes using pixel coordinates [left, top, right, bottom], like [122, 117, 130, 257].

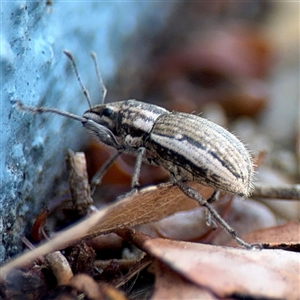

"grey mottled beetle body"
[83, 99, 254, 197]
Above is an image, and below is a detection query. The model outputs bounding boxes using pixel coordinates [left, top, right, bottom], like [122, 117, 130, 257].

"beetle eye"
[102, 107, 113, 117]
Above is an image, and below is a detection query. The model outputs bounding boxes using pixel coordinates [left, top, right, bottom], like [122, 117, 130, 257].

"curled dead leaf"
[144, 237, 300, 300]
[151, 261, 218, 300]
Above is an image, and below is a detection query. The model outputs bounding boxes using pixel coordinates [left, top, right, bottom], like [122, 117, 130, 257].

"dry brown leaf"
[151, 260, 218, 300]
[0, 183, 210, 277]
[135, 206, 209, 242]
[100, 281, 128, 300]
[144, 237, 300, 299]
[238, 221, 300, 250]
[85, 182, 206, 238]
[68, 274, 104, 299]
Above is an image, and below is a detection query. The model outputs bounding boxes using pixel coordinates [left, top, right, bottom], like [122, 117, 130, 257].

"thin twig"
[253, 183, 300, 200]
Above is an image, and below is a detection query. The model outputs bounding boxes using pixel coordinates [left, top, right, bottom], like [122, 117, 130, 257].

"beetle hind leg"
[205, 190, 220, 227]
[175, 181, 252, 249]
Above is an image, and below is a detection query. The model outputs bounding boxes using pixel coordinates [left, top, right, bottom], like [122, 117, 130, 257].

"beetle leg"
[90, 151, 121, 195]
[205, 190, 219, 227]
[205, 208, 217, 228]
[131, 147, 146, 190]
[206, 190, 220, 204]
[176, 181, 252, 249]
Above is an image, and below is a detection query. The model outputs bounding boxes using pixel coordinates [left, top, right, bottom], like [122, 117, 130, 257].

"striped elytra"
[83, 99, 254, 197]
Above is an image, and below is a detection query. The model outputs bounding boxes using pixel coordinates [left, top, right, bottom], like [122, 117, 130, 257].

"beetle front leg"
[116, 147, 146, 201]
[176, 181, 253, 249]
[90, 151, 121, 195]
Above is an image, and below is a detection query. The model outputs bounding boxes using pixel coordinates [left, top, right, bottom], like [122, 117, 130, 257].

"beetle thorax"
[116, 100, 168, 149]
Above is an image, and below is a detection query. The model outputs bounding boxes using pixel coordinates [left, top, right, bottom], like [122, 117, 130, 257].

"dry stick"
[66, 150, 93, 211]
[45, 251, 74, 285]
[253, 183, 300, 200]
[0, 207, 110, 277]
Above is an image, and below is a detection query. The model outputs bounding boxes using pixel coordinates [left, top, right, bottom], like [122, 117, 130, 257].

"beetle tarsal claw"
[205, 209, 218, 228]
[116, 188, 139, 201]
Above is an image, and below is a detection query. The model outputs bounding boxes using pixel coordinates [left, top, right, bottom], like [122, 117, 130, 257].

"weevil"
[14, 51, 255, 249]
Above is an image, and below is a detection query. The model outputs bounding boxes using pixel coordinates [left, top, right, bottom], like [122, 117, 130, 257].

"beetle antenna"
[63, 50, 92, 109]
[91, 51, 107, 104]
[13, 100, 87, 123]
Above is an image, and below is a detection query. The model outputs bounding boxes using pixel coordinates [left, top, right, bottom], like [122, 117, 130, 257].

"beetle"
[83, 99, 254, 197]
[14, 51, 255, 248]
